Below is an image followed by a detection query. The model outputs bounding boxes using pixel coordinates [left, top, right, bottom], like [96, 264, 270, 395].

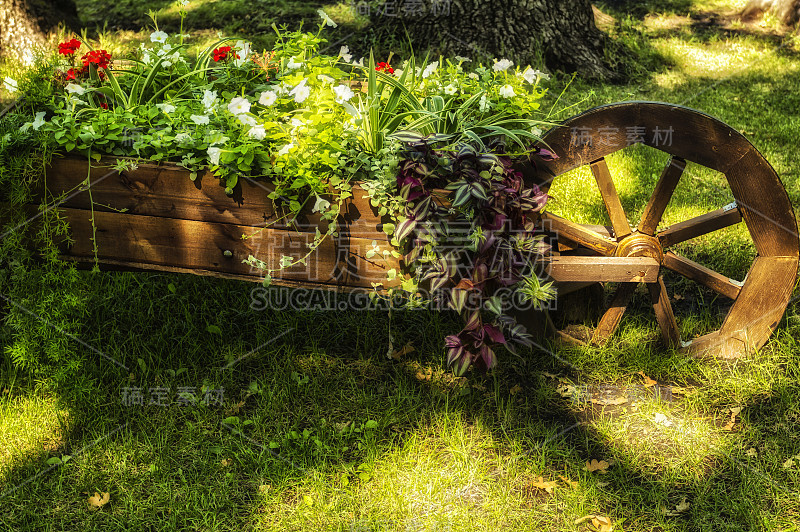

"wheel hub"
[615, 232, 664, 263]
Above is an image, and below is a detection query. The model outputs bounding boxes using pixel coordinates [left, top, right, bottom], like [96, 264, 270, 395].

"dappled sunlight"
[0, 393, 69, 484]
[654, 37, 771, 81]
[587, 393, 725, 478]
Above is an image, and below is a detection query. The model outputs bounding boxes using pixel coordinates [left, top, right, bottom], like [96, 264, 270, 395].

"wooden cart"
[40, 101, 799, 358]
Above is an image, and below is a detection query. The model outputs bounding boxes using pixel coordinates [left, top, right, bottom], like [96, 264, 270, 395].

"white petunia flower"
[202, 89, 217, 111]
[317, 9, 337, 27]
[333, 84, 355, 104]
[444, 84, 457, 95]
[190, 114, 210, 125]
[499, 84, 516, 98]
[493, 58, 514, 72]
[247, 124, 266, 140]
[156, 103, 176, 114]
[207, 146, 222, 165]
[531, 127, 543, 137]
[522, 66, 549, 84]
[455, 55, 472, 63]
[317, 74, 334, 84]
[65, 83, 85, 95]
[3, 77, 18, 93]
[287, 57, 303, 70]
[352, 57, 364, 67]
[289, 79, 310, 104]
[31, 111, 47, 130]
[422, 61, 438, 79]
[175, 132, 191, 143]
[259, 91, 277, 106]
[393, 68, 404, 78]
[478, 95, 492, 112]
[468, 72, 478, 79]
[238, 114, 257, 127]
[233, 40, 251, 68]
[150, 31, 168, 44]
[277, 143, 294, 156]
[290, 118, 304, 129]
[339, 45, 352, 63]
[312, 195, 331, 213]
[227, 96, 251, 115]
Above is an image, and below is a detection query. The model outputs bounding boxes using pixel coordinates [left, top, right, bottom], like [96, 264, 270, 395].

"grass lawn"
[2, 0, 800, 530]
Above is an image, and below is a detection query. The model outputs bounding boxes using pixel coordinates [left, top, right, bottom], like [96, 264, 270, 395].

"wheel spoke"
[591, 158, 632, 239]
[546, 256, 660, 283]
[658, 203, 742, 248]
[662, 251, 742, 300]
[648, 277, 681, 347]
[591, 282, 637, 346]
[638, 157, 686, 235]
[541, 212, 618, 256]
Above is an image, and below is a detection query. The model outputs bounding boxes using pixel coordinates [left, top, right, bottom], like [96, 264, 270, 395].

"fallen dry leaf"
[509, 384, 522, 396]
[530, 476, 558, 493]
[390, 342, 415, 360]
[729, 406, 743, 416]
[638, 371, 657, 387]
[87, 491, 110, 510]
[722, 421, 735, 431]
[745, 448, 758, 458]
[782, 458, 795, 469]
[557, 383, 576, 398]
[575, 514, 613, 531]
[558, 475, 578, 488]
[585, 459, 610, 473]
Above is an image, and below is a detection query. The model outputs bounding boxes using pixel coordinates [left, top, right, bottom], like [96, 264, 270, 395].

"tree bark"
[0, 0, 80, 62]
[741, 0, 800, 26]
[368, 0, 616, 80]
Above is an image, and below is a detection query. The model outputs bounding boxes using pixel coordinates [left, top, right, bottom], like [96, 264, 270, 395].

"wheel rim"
[522, 101, 799, 358]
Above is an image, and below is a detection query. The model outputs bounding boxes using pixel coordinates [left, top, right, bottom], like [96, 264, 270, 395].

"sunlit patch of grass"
[590, 398, 725, 478]
[0, 392, 69, 484]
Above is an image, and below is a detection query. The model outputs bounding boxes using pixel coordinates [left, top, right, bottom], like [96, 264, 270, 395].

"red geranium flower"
[212, 46, 239, 62]
[64, 68, 77, 81]
[376, 61, 394, 74]
[58, 38, 81, 55]
[81, 49, 112, 71]
[99, 102, 108, 109]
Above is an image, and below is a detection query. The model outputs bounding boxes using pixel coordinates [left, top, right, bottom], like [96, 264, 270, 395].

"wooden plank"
[648, 277, 681, 348]
[591, 282, 637, 346]
[44, 156, 386, 233]
[545, 255, 659, 283]
[658, 205, 742, 249]
[590, 157, 632, 238]
[662, 251, 741, 300]
[56, 207, 399, 288]
[638, 156, 685, 235]
[557, 224, 614, 252]
[541, 212, 617, 256]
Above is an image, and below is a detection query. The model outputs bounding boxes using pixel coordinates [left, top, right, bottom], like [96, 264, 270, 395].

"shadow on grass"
[0, 265, 798, 529]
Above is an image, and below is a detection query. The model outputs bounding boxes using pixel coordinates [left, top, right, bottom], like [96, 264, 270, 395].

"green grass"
[3, 0, 800, 530]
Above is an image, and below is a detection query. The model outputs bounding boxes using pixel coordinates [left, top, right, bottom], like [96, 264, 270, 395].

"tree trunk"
[368, 0, 616, 80]
[741, 0, 800, 25]
[0, 0, 80, 63]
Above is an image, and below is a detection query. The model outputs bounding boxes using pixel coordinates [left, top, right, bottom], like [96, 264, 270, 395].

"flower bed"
[2, 9, 562, 374]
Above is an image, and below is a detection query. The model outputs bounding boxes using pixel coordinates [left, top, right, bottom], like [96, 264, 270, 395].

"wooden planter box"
[43, 155, 400, 291]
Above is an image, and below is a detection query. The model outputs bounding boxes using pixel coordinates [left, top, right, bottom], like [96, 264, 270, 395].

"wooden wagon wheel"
[522, 101, 799, 358]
